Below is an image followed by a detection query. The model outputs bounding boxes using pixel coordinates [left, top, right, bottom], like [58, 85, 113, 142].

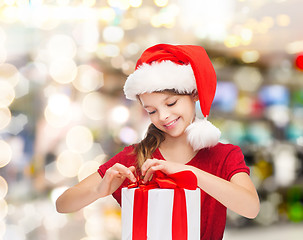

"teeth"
[165, 119, 177, 127]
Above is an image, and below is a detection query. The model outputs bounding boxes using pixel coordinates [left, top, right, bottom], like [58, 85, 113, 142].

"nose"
[158, 108, 169, 121]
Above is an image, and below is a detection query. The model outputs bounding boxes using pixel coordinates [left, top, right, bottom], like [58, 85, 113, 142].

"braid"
[134, 123, 165, 171]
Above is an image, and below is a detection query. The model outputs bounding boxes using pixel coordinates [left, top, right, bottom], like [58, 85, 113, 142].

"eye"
[167, 100, 177, 107]
[148, 110, 156, 115]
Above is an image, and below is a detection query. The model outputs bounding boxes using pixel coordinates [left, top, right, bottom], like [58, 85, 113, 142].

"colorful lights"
[295, 53, 303, 71]
[0, 1, 302, 239]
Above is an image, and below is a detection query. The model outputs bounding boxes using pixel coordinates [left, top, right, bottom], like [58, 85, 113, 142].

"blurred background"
[0, 0, 303, 239]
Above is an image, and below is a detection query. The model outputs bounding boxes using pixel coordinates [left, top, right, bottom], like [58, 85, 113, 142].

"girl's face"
[139, 91, 198, 138]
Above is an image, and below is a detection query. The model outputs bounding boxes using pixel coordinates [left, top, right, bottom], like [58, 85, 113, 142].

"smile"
[164, 117, 180, 128]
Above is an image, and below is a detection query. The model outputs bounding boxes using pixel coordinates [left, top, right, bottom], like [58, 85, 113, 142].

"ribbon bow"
[127, 171, 198, 240]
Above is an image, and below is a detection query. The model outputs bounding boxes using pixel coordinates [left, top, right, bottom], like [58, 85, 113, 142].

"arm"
[56, 164, 136, 213]
[141, 159, 260, 219]
[189, 167, 260, 219]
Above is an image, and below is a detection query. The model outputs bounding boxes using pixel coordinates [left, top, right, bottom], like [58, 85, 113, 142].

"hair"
[133, 89, 196, 171]
[134, 123, 165, 171]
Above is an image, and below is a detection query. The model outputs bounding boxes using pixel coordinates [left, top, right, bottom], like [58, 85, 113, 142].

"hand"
[100, 163, 136, 196]
[141, 159, 188, 184]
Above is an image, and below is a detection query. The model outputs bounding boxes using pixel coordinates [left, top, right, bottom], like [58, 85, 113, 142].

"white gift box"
[121, 187, 201, 240]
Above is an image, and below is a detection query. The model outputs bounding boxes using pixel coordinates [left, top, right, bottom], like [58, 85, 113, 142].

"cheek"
[148, 114, 158, 123]
[184, 103, 196, 119]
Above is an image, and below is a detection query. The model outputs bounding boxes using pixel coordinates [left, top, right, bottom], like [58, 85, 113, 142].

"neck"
[159, 133, 198, 164]
[160, 133, 192, 150]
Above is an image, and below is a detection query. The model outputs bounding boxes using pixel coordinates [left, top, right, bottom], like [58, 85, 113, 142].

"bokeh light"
[0, 199, 8, 220]
[276, 14, 290, 27]
[78, 160, 101, 182]
[119, 126, 138, 144]
[82, 0, 96, 7]
[73, 22, 99, 52]
[110, 105, 129, 124]
[107, 0, 130, 10]
[96, 44, 120, 58]
[103, 26, 125, 43]
[98, 7, 116, 23]
[44, 105, 71, 128]
[0, 140, 12, 168]
[0, 45, 7, 64]
[265, 105, 290, 127]
[44, 94, 73, 128]
[235, 95, 254, 115]
[241, 50, 260, 63]
[129, 0, 142, 8]
[154, 0, 168, 7]
[47, 34, 77, 60]
[82, 92, 105, 120]
[72, 65, 104, 93]
[295, 53, 303, 70]
[47, 93, 70, 116]
[234, 67, 263, 92]
[0, 220, 5, 239]
[56, 150, 84, 178]
[49, 58, 77, 84]
[0, 176, 8, 199]
[0, 81, 15, 108]
[273, 146, 297, 187]
[1, 1, 303, 239]
[0, 107, 11, 130]
[0, 63, 20, 87]
[66, 125, 94, 153]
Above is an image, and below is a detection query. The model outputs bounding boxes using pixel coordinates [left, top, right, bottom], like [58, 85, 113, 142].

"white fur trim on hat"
[185, 117, 221, 151]
[124, 61, 196, 100]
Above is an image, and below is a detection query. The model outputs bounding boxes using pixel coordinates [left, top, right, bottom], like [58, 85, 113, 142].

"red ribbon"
[128, 170, 198, 240]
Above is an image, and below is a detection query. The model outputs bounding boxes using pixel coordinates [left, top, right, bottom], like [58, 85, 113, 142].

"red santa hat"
[123, 44, 221, 150]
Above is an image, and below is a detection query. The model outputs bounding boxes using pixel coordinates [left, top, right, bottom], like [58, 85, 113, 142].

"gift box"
[121, 171, 201, 240]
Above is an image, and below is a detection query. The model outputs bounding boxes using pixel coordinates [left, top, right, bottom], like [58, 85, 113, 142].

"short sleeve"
[223, 146, 250, 181]
[97, 145, 136, 178]
[97, 145, 137, 205]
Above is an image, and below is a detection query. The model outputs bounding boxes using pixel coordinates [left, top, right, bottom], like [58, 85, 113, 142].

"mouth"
[163, 117, 180, 129]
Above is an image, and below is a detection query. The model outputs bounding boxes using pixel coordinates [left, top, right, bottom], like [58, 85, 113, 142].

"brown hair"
[133, 89, 195, 171]
[134, 123, 165, 171]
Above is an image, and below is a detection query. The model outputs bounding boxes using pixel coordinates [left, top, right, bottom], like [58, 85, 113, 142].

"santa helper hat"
[123, 44, 221, 151]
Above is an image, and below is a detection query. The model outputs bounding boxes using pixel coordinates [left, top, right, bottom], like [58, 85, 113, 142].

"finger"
[113, 164, 137, 182]
[127, 166, 137, 182]
[143, 165, 162, 183]
[129, 166, 136, 172]
[105, 169, 123, 181]
[141, 159, 159, 176]
[141, 159, 152, 175]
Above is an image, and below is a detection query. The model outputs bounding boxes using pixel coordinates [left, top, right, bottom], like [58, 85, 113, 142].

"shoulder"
[97, 145, 137, 177]
[203, 142, 243, 157]
[115, 145, 137, 159]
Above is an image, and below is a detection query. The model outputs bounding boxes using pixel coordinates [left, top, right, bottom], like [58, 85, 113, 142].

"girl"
[56, 44, 260, 240]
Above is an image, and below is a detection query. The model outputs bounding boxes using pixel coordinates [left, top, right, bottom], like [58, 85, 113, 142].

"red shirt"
[98, 143, 250, 240]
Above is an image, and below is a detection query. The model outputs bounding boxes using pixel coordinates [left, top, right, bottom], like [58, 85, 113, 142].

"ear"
[192, 91, 199, 101]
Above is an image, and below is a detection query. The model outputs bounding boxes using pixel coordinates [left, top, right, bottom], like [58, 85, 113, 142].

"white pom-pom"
[185, 118, 221, 151]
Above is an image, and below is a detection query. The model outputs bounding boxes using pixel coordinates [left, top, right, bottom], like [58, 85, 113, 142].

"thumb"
[128, 166, 136, 172]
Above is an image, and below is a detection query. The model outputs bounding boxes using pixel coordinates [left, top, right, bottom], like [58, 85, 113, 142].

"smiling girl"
[56, 44, 260, 240]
